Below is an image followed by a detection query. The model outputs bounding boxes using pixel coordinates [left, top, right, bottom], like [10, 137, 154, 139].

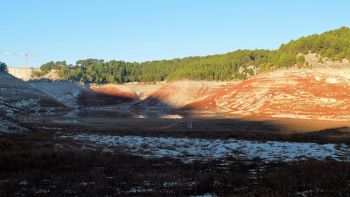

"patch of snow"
[190, 193, 214, 197]
[66, 134, 350, 163]
[128, 186, 153, 193]
[34, 189, 50, 194]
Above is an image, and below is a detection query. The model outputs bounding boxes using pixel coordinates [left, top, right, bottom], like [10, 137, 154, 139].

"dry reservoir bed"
[2, 122, 350, 196]
[63, 134, 350, 162]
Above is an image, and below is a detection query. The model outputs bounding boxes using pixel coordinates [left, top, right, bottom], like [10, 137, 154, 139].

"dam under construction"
[7, 67, 40, 81]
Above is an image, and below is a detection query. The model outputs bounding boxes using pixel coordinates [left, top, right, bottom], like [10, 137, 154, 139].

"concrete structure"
[7, 67, 40, 81]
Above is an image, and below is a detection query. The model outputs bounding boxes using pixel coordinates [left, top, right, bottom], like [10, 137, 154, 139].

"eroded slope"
[0, 72, 68, 117]
[184, 69, 350, 121]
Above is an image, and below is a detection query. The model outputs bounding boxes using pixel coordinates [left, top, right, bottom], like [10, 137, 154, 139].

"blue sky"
[1, 0, 349, 67]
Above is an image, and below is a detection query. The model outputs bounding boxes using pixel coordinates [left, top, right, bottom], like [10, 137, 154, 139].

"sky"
[1, 0, 349, 67]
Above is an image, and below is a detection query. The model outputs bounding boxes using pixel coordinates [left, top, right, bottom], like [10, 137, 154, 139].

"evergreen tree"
[0, 62, 7, 72]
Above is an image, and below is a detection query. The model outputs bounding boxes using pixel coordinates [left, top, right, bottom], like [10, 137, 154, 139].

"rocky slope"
[29, 80, 84, 108]
[0, 72, 68, 117]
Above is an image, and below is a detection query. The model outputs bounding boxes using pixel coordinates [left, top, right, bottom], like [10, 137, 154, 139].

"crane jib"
[0, 52, 37, 67]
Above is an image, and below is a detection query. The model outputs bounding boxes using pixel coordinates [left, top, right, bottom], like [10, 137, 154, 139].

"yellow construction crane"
[0, 52, 37, 67]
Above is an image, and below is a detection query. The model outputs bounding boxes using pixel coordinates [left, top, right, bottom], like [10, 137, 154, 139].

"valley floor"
[1, 128, 350, 196]
[2, 64, 350, 196]
[1, 116, 349, 196]
[21, 116, 350, 143]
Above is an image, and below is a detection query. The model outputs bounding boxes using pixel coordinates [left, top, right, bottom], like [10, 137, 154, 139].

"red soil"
[183, 70, 350, 121]
[83, 70, 350, 121]
[91, 86, 137, 99]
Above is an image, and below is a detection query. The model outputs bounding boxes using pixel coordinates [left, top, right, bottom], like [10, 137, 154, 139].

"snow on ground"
[65, 134, 350, 162]
[190, 193, 213, 197]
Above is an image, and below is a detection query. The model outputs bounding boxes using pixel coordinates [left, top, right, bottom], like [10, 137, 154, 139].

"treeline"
[280, 26, 350, 60]
[35, 26, 350, 83]
[35, 50, 299, 83]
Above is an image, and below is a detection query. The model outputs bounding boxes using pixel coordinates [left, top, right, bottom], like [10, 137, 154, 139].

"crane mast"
[0, 52, 37, 67]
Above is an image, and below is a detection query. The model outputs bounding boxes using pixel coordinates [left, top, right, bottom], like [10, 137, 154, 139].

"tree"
[0, 62, 7, 72]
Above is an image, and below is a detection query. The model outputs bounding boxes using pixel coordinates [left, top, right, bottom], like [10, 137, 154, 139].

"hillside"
[88, 67, 350, 121]
[0, 71, 70, 133]
[29, 79, 84, 108]
[34, 26, 350, 83]
[4, 26, 348, 122]
[28, 66, 350, 121]
[0, 72, 68, 117]
[280, 26, 350, 61]
[180, 68, 350, 121]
